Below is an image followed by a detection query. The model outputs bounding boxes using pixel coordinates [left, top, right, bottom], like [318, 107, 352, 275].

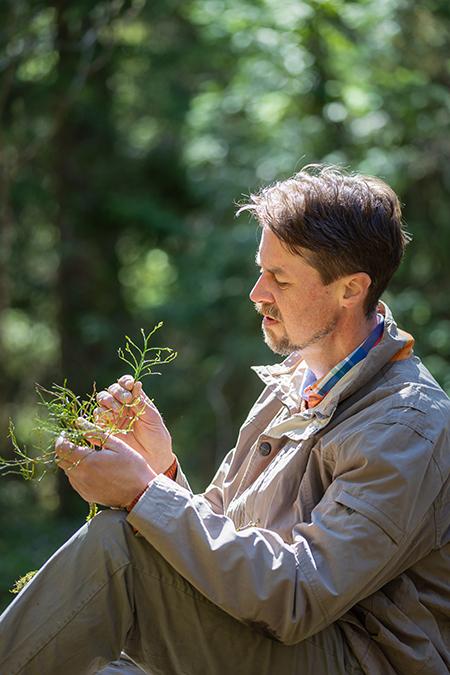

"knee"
[86, 508, 130, 541]
[90, 508, 128, 530]
[78, 508, 132, 567]
[82, 509, 161, 579]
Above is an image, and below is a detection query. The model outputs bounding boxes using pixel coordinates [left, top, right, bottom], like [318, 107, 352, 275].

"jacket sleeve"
[172, 448, 235, 509]
[127, 420, 445, 644]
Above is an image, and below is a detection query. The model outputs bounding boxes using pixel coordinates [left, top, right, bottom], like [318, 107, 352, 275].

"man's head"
[239, 165, 411, 358]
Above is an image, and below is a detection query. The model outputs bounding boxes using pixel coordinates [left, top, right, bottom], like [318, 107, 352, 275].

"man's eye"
[275, 279, 290, 289]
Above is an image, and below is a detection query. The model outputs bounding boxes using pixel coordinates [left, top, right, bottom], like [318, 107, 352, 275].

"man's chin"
[262, 329, 294, 357]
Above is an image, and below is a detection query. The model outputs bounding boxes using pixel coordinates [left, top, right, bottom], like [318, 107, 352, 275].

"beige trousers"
[0, 509, 362, 675]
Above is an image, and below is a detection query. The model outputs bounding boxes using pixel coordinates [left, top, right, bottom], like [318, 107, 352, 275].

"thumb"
[75, 417, 108, 447]
[131, 381, 153, 408]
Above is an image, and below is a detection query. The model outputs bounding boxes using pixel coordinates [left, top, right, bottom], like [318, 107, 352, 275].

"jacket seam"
[377, 420, 435, 443]
[432, 500, 439, 549]
[429, 453, 444, 486]
[245, 419, 272, 434]
[337, 419, 434, 449]
[430, 457, 444, 549]
[336, 489, 403, 544]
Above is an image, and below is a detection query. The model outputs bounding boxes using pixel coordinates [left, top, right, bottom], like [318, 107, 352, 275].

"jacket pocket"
[335, 489, 403, 544]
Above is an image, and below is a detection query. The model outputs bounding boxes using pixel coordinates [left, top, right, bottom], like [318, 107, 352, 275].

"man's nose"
[249, 275, 274, 304]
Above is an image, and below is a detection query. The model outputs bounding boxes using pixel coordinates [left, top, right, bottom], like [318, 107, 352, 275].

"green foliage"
[0, 326, 176, 480]
[2, 383, 102, 481]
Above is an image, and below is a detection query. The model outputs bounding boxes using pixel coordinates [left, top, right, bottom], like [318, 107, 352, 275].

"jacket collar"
[252, 302, 414, 434]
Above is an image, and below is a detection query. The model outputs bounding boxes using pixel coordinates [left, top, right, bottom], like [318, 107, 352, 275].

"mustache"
[254, 302, 282, 321]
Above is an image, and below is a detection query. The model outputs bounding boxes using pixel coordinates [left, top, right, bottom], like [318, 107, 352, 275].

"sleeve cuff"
[126, 456, 178, 512]
[126, 474, 191, 531]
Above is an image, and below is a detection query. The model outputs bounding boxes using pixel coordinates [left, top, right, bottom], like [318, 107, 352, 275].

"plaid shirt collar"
[252, 302, 416, 416]
[300, 317, 385, 410]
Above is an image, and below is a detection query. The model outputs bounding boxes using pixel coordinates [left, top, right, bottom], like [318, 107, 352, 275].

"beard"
[255, 302, 338, 356]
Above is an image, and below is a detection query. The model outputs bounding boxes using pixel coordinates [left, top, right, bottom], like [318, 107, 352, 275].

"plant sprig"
[1, 323, 176, 485]
[118, 322, 177, 380]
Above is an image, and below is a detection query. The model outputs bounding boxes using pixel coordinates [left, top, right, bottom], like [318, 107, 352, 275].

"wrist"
[125, 458, 176, 512]
[164, 455, 178, 480]
[125, 465, 156, 511]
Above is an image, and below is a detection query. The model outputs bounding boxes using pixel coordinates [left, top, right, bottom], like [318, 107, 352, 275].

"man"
[0, 165, 448, 674]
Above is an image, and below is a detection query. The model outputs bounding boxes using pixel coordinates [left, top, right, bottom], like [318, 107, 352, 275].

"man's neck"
[302, 312, 379, 380]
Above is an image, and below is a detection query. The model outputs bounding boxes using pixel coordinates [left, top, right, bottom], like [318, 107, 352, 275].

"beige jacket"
[128, 304, 450, 674]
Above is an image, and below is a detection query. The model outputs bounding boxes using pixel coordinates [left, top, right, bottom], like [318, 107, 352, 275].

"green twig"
[1, 324, 177, 505]
[117, 322, 177, 380]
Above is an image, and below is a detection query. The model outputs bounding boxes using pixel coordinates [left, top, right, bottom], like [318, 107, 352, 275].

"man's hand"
[94, 374, 175, 474]
[55, 433, 156, 507]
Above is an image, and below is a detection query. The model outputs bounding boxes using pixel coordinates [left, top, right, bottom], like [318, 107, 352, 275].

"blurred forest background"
[0, 0, 449, 610]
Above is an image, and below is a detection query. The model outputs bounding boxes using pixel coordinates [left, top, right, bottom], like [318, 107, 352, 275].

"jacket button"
[259, 441, 272, 456]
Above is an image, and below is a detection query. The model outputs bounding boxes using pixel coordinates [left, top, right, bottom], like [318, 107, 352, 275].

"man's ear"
[340, 272, 372, 308]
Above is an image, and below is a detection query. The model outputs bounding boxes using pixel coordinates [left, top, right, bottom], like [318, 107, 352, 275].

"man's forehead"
[255, 228, 317, 277]
[254, 250, 287, 276]
[255, 229, 297, 269]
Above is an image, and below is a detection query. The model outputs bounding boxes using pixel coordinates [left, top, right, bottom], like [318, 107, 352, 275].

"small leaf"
[86, 503, 99, 521]
[10, 570, 38, 594]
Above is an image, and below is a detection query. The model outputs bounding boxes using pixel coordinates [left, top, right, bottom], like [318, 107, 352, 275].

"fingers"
[96, 390, 121, 412]
[96, 376, 137, 413]
[101, 434, 130, 454]
[113, 376, 151, 407]
[75, 417, 106, 446]
[55, 434, 96, 471]
[97, 376, 154, 416]
[130, 381, 156, 410]
[93, 406, 115, 426]
[108, 382, 133, 403]
[74, 418, 134, 452]
[94, 376, 161, 441]
[95, 382, 135, 429]
[117, 374, 135, 391]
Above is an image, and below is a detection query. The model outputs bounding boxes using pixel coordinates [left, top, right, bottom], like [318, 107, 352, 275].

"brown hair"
[238, 165, 411, 317]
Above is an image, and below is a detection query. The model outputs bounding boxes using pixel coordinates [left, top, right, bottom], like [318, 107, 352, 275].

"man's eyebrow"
[254, 253, 288, 277]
